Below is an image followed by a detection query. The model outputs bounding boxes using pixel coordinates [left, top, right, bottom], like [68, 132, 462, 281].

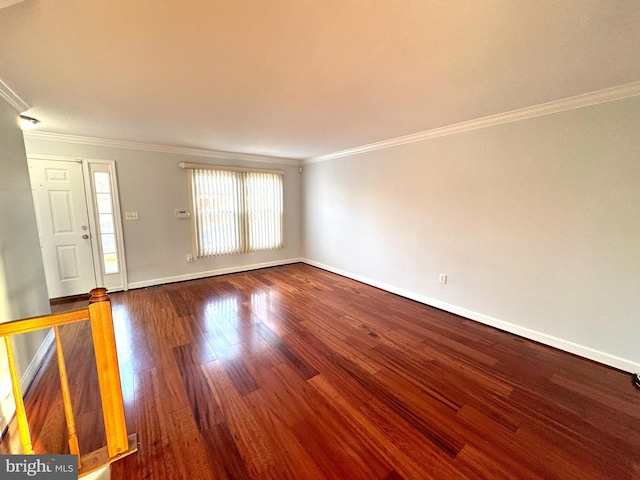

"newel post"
[88, 288, 128, 457]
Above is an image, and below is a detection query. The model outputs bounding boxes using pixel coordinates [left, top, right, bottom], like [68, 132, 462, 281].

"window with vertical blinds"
[184, 164, 283, 257]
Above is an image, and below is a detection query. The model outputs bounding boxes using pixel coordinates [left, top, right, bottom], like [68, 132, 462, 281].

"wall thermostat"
[175, 209, 191, 219]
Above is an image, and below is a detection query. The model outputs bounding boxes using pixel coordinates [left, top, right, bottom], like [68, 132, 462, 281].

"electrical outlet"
[439, 274, 447, 284]
[186, 254, 194, 263]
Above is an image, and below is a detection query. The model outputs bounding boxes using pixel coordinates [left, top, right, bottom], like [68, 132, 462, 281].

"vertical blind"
[189, 167, 283, 257]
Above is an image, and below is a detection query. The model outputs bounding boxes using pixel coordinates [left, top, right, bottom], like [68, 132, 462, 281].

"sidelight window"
[92, 171, 119, 274]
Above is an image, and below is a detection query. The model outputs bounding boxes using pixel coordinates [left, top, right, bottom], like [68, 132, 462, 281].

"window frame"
[181, 162, 284, 258]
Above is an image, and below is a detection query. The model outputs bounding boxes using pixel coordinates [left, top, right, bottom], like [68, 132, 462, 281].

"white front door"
[29, 159, 97, 298]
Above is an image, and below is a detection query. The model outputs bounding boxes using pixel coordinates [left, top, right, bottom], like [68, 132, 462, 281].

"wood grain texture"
[88, 288, 129, 457]
[2, 263, 639, 479]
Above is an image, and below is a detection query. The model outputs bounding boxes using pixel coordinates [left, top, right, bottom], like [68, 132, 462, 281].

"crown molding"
[304, 81, 640, 164]
[0, 78, 30, 113]
[0, 0, 29, 9]
[19, 80, 640, 166]
[23, 131, 302, 166]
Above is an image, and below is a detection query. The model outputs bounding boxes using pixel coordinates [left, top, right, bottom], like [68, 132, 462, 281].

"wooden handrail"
[0, 288, 137, 477]
[0, 309, 90, 337]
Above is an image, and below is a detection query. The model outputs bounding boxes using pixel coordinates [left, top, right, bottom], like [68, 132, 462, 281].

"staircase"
[0, 288, 137, 477]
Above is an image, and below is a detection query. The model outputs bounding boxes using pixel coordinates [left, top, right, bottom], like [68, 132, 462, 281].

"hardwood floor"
[2, 263, 639, 479]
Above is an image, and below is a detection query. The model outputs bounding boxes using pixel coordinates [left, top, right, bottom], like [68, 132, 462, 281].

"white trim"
[26, 154, 128, 293]
[86, 159, 129, 292]
[0, 1, 30, 9]
[21, 81, 640, 166]
[302, 259, 640, 373]
[82, 160, 103, 289]
[24, 131, 301, 166]
[127, 258, 302, 290]
[19, 329, 55, 392]
[82, 466, 111, 480]
[304, 81, 640, 164]
[0, 329, 55, 433]
[0, 77, 30, 113]
[25, 153, 85, 162]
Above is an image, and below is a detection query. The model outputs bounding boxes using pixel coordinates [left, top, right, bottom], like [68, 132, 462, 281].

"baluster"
[53, 326, 81, 468]
[3, 336, 34, 454]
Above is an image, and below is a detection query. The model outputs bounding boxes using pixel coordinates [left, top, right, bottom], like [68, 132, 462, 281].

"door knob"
[82, 234, 89, 239]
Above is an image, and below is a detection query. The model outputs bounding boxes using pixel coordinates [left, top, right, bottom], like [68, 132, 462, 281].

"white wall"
[0, 99, 51, 432]
[303, 96, 640, 372]
[21, 96, 640, 373]
[24, 139, 303, 288]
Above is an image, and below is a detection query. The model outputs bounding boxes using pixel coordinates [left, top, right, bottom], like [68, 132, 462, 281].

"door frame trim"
[27, 154, 128, 292]
[85, 158, 128, 292]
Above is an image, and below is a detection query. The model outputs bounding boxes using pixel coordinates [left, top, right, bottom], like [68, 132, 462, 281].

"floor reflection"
[111, 303, 135, 407]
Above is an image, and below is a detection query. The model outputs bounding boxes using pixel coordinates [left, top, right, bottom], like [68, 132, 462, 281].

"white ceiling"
[1, 1, 639, 160]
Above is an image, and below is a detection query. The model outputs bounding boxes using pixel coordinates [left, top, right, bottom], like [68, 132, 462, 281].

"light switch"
[125, 211, 139, 220]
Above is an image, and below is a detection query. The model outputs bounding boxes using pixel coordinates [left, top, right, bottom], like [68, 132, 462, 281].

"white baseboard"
[302, 259, 639, 374]
[83, 466, 111, 480]
[127, 258, 303, 290]
[0, 329, 55, 435]
[20, 329, 55, 392]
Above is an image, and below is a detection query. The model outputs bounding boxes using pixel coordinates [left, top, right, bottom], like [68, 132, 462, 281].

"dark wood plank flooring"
[2, 263, 639, 479]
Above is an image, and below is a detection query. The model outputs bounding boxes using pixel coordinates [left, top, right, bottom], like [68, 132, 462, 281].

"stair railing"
[0, 288, 137, 477]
